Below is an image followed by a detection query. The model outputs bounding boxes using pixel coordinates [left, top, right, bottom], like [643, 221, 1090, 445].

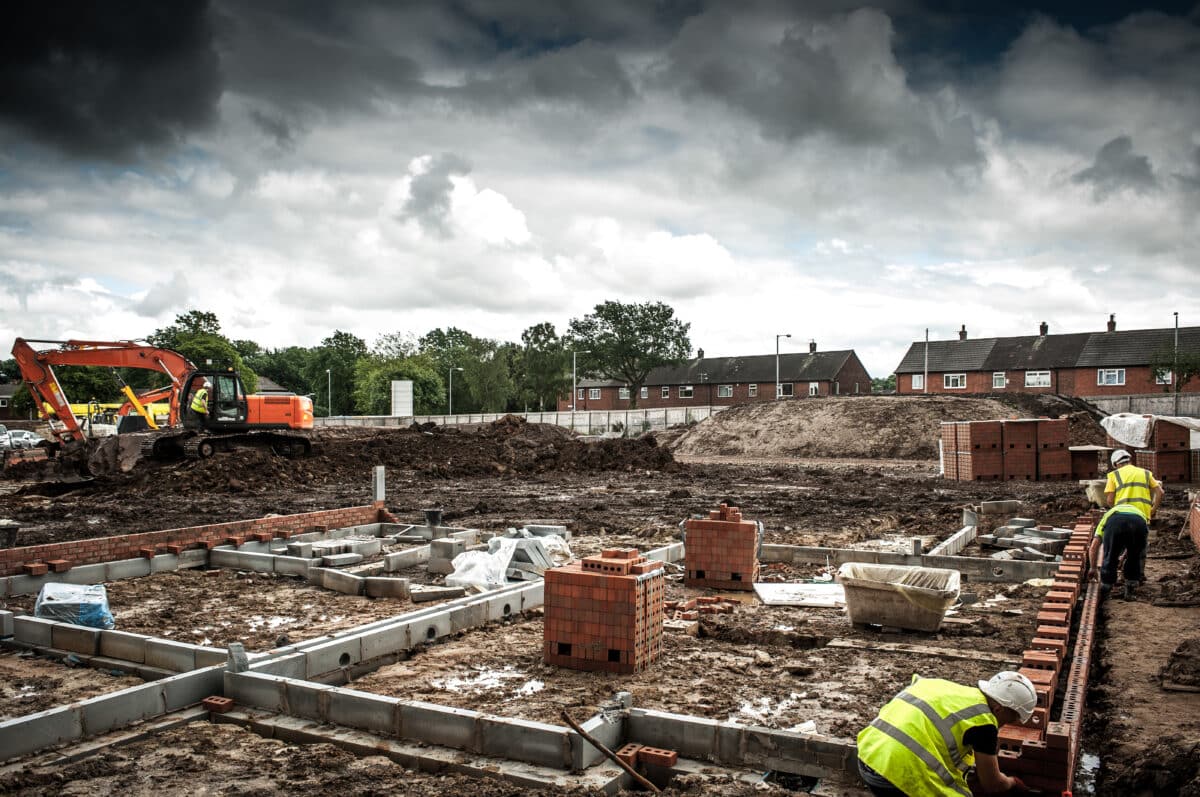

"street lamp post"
[326, 369, 332, 417]
[775, 333, 791, 400]
[448, 367, 463, 416]
[1174, 312, 1180, 416]
[572, 350, 591, 428]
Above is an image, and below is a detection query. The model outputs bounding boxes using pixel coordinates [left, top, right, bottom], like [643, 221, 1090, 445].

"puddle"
[1074, 751, 1100, 794]
[432, 665, 542, 699]
[247, 615, 299, 631]
[731, 692, 809, 725]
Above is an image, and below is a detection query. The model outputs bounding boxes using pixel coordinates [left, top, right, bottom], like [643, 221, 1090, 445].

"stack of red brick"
[683, 504, 759, 590]
[543, 548, 665, 674]
[1105, 419, 1196, 483]
[996, 511, 1100, 793]
[942, 419, 1071, 481]
[664, 596, 737, 620]
[615, 742, 678, 769]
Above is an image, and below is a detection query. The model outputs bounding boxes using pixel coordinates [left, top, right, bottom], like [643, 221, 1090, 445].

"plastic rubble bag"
[34, 583, 115, 629]
[446, 537, 519, 590]
[536, 534, 573, 566]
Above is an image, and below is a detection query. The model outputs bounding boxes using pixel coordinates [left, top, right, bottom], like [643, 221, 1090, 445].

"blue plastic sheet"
[34, 583, 115, 630]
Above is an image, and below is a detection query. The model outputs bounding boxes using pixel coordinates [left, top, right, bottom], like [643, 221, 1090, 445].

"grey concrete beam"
[399, 700, 483, 751]
[145, 639, 197, 672]
[78, 682, 166, 737]
[273, 555, 315, 578]
[13, 616, 56, 647]
[0, 704, 83, 762]
[0, 610, 12, 638]
[98, 630, 149, 663]
[149, 554, 179, 573]
[326, 686, 400, 737]
[161, 666, 224, 710]
[59, 563, 108, 586]
[758, 544, 1058, 582]
[384, 546, 430, 571]
[224, 671, 286, 711]
[104, 558, 151, 581]
[51, 624, 101, 656]
[928, 526, 978, 557]
[573, 713, 624, 770]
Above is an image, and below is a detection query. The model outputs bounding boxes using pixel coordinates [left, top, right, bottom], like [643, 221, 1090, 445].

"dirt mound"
[1102, 736, 1200, 796]
[668, 395, 1107, 460]
[1160, 637, 1200, 688]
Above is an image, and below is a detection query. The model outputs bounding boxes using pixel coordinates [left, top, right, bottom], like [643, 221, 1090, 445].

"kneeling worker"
[857, 671, 1036, 796]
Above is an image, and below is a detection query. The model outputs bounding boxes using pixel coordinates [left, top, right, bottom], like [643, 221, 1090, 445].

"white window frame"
[588, 388, 601, 400]
[778, 383, 794, 397]
[1097, 368, 1125, 386]
[661, 386, 670, 398]
[640, 386, 648, 399]
[1156, 370, 1173, 385]
[0, 399, 7, 408]
[911, 374, 925, 391]
[993, 372, 1007, 389]
[678, 385, 694, 399]
[748, 384, 758, 397]
[1024, 370, 1050, 388]
[618, 387, 630, 400]
[809, 382, 820, 396]
[944, 373, 967, 389]
[717, 384, 733, 398]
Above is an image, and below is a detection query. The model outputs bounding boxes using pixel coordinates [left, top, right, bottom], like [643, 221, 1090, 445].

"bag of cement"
[34, 583, 115, 629]
[446, 537, 519, 590]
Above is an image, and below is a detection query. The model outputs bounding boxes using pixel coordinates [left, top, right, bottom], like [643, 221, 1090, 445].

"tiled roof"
[579, 350, 859, 387]
[893, 326, 1200, 374]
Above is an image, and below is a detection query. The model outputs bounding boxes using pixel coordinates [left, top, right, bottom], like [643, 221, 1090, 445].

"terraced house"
[560, 343, 871, 411]
[893, 316, 1200, 400]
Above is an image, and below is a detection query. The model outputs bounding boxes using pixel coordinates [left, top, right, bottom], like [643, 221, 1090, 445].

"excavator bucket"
[86, 436, 144, 475]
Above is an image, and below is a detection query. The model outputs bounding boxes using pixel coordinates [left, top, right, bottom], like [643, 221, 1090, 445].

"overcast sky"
[2, 1, 1199, 379]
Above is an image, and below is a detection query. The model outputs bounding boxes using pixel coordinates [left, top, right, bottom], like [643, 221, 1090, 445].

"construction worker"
[190, 381, 211, 419]
[1089, 449, 1163, 599]
[857, 671, 1036, 796]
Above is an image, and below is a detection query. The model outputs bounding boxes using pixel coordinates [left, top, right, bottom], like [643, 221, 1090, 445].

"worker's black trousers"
[1099, 513, 1148, 587]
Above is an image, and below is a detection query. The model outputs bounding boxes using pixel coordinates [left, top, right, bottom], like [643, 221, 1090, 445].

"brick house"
[894, 317, 1200, 399]
[558, 343, 871, 411]
[0, 382, 18, 420]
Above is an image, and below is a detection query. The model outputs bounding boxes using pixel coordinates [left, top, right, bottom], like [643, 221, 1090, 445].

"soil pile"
[1102, 736, 1200, 796]
[1160, 637, 1200, 688]
[668, 395, 1106, 460]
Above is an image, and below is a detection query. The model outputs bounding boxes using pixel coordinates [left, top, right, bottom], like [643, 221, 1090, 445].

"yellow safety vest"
[1106, 464, 1155, 520]
[191, 388, 209, 414]
[857, 677, 998, 797]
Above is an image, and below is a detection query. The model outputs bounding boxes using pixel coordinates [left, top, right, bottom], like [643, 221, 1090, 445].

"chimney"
[1107, 314, 1116, 333]
[697, 348, 704, 359]
[809, 340, 817, 354]
[958, 324, 967, 341]
[1039, 321, 1048, 336]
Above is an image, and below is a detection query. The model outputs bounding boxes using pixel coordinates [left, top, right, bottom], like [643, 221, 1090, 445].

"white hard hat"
[1111, 449, 1131, 466]
[979, 672, 1037, 724]
[203, 381, 212, 388]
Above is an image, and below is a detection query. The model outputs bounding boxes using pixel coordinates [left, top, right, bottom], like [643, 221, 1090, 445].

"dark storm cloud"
[401, 153, 473, 237]
[249, 109, 296, 151]
[1072, 136, 1157, 199]
[457, 42, 636, 112]
[0, 0, 221, 160]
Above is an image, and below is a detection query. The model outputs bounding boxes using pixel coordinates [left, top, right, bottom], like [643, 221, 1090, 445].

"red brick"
[615, 743, 643, 768]
[637, 747, 679, 767]
[46, 559, 72, 573]
[202, 696, 234, 714]
[21, 562, 48, 576]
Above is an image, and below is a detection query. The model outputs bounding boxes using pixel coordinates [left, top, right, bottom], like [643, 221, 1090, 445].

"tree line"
[1, 301, 693, 417]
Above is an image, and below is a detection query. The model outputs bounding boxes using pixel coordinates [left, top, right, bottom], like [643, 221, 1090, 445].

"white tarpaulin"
[1101, 414, 1200, 450]
[753, 582, 846, 607]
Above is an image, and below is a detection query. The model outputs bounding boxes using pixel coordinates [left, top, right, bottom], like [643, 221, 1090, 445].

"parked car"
[0, 424, 9, 450]
[6, 430, 44, 449]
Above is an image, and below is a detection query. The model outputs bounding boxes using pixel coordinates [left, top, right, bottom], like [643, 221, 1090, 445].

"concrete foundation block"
[164, 666, 226, 711]
[249, 651, 307, 679]
[344, 538, 382, 557]
[8, 574, 53, 596]
[13, 615, 56, 646]
[426, 558, 455, 575]
[273, 555, 316, 577]
[60, 563, 108, 585]
[480, 715, 571, 768]
[573, 713, 623, 769]
[412, 614, 453, 643]
[384, 546, 430, 571]
[430, 539, 466, 559]
[286, 542, 314, 558]
[303, 637, 363, 678]
[319, 568, 365, 595]
[449, 603, 486, 633]
[0, 610, 13, 638]
[520, 582, 544, 610]
[365, 577, 410, 599]
[0, 705, 83, 762]
[486, 594, 519, 621]
[195, 647, 228, 668]
[225, 671, 286, 711]
[290, 531, 326, 543]
[99, 630, 149, 663]
[322, 553, 365, 568]
[326, 687, 400, 736]
[150, 554, 180, 573]
[51, 623, 102, 655]
[359, 623, 412, 661]
[79, 682, 166, 736]
[627, 709, 719, 757]
[105, 558, 152, 581]
[145, 639, 198, 672]
[284, 679, 332, 721]
[399, 701, 482, 751]
[0, 577, 9, 598]
[178, 548, 209, 568]
[715, 720, 746, 761]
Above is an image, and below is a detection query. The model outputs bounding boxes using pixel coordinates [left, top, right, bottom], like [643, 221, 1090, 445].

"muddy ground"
[0, 649, 143, 719]
[0, 408, 1196, 795]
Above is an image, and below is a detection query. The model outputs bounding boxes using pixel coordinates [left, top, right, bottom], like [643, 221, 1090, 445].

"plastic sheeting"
[445, 534, 574, 590]
[34, 583, 115, 629]
[837, 563, 960, 632]
[1101, 413, 1200, 450]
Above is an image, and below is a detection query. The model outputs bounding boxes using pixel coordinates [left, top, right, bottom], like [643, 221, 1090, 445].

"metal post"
[326, 369, 332, 417]
[572, 350, 591, 431]
[775, 333, 791, 399]
[923, 328, 929, 394]
[448, 366, 463, 416]
[1174, 312, 1180, 416]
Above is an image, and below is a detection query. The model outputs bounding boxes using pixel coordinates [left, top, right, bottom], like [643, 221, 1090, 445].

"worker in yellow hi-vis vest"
[1089, 449, 1164, 600]
[857, 672, 1037, 796]
[190, 381, 211, 419]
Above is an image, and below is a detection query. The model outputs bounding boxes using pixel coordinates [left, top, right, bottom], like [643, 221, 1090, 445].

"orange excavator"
[11, 338, 314, 476]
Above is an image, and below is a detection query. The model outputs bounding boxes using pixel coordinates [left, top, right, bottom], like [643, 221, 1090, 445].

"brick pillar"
[543, 548, 665, 673]
[683, 503, 760, 590]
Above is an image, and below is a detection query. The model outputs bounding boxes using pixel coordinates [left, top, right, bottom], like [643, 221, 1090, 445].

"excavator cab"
[181, 371, 249, 430]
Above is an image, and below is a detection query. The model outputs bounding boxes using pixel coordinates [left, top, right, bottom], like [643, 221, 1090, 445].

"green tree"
[147, 310, 222, 349]
[466, 344, 514, 413]
[419, 327, 488, 413]
[143, 311, 257, 392]
[520, 322, 569, 411]
[566, 301, 691, 409]
[306, 331, 367, 416]
[245, 346, 313, 395]
[871, 375, 897, 393]
[1150, 345, 1200, 403]
[353, 352, 443, 416]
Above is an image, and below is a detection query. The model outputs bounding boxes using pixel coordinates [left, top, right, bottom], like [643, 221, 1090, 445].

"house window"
[911, 374, 925, 391]
[1024, 371, 1050, 388]
[661, 386, 670, 398]
[640, 386, 648, 399]
[1097, 368, 1125, 386]
[588, 388, 601, 400]
[993, 372, 1007, 389]
[778, 383, 794, 397]
[748, 384, 758, 397]
[944, 373, 967, 389]
[717, 385, 733, 398]
[577, 388, 584, 399]
[0, 399, 7, 408]
[809, 382, 820, 396]
[679, 385, 694, 399]
[1156, 371, 1173, 385]
[618, 387, 630, 400]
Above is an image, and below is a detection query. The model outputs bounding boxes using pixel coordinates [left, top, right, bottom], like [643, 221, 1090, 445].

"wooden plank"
[826, 637, 1018, 665]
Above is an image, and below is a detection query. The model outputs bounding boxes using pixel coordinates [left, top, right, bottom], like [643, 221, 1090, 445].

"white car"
[5, 430, 44, 449]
